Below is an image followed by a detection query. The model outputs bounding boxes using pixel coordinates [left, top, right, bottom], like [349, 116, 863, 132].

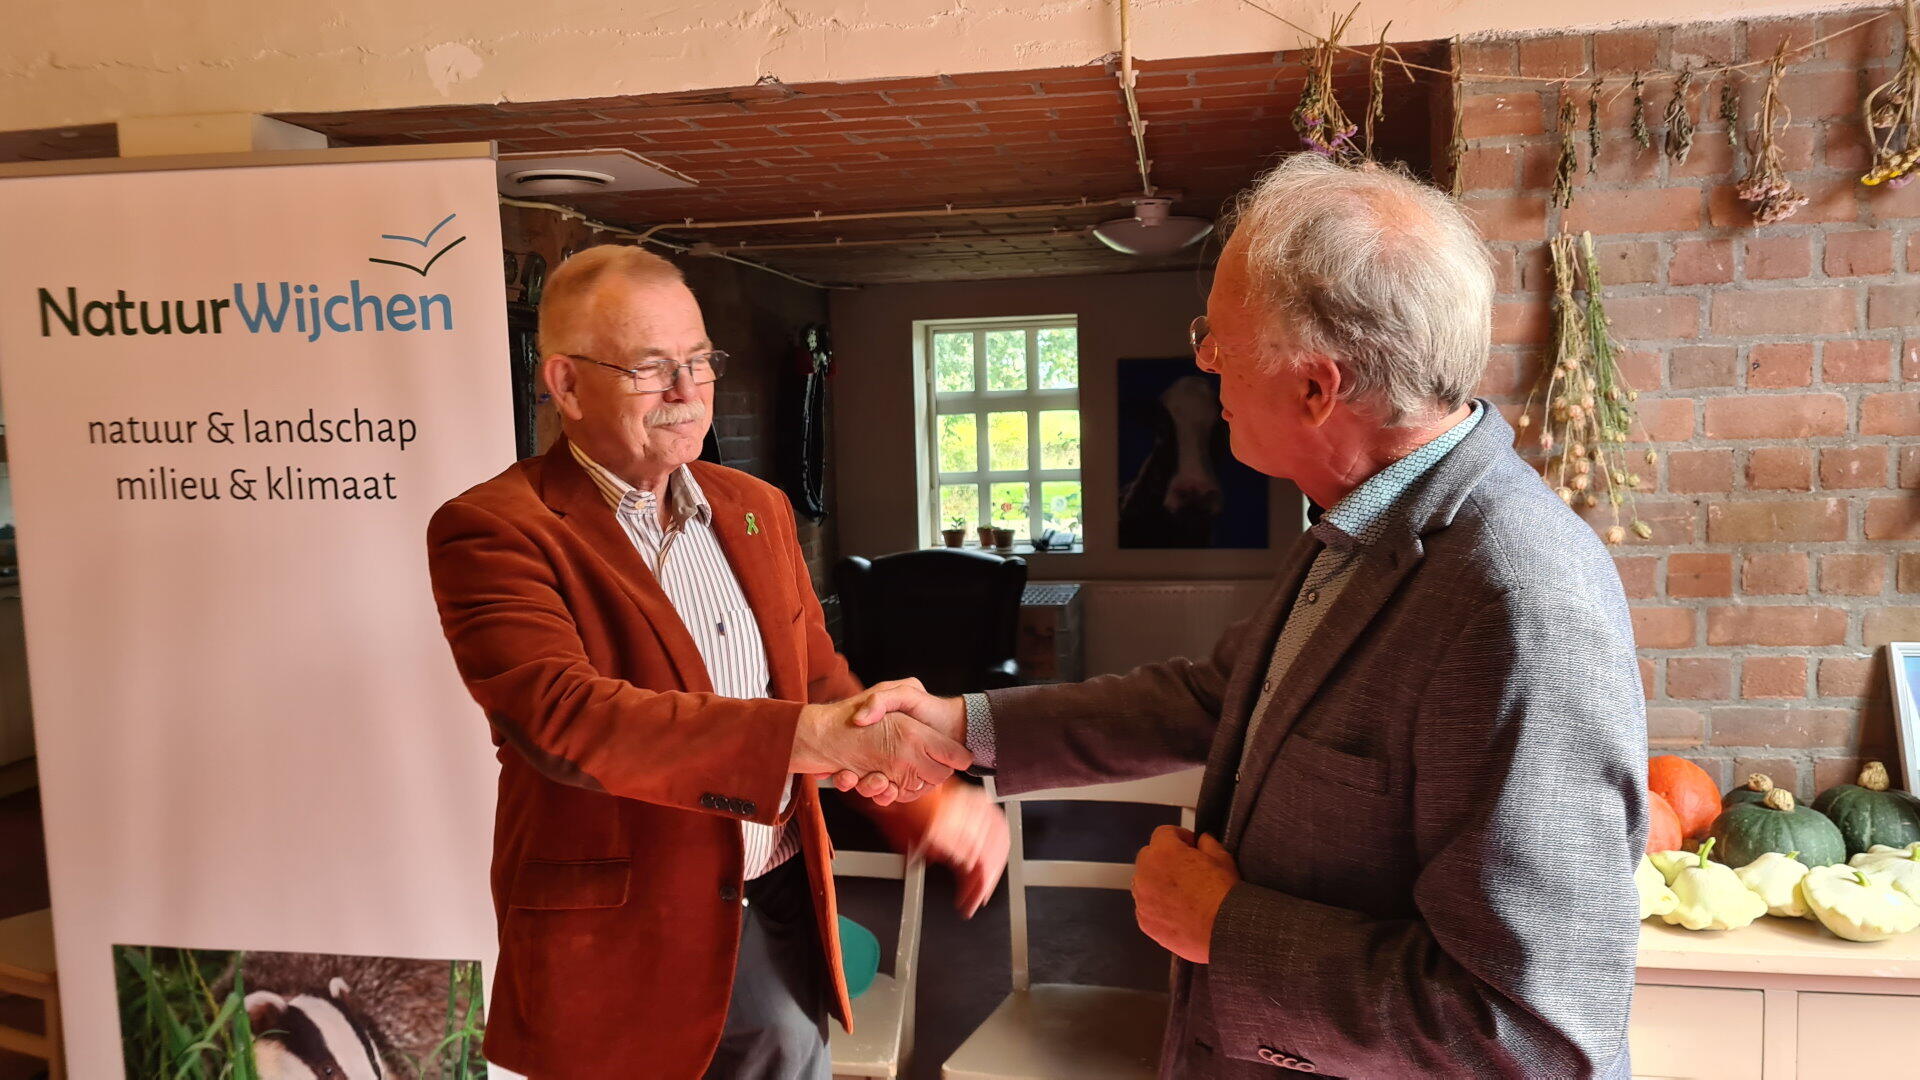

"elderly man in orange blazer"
[427, 244, 1008, 1079]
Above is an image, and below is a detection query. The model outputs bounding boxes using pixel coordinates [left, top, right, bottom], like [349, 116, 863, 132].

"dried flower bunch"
[1587, 79, 1603, 175]
[1552, 91, 1580, 209]
[1739, 43, 1809, 223]
[1863, 0, 1920, 187]
[1631, 72, 1653, 150]
[1362, 26, 1412, 160]
[1521, 231, 1652, 546]
[1664, 66, 1698, 164]
[1447, 36, 1467, 195]
[1719, 70, 1742, 157]
[1293, 7, 1362, 161]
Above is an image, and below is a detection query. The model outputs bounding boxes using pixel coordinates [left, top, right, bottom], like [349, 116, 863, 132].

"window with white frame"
[923, 316, 1082, 548]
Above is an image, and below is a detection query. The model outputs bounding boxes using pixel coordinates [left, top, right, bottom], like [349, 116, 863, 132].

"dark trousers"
[702, 855, 832, 1080]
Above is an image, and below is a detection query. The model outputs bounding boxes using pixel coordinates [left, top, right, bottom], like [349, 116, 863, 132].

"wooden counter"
[1632, 917, 1920, 1080]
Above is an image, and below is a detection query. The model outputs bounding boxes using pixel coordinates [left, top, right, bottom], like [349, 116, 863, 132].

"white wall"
[3, 0, 1879, 133]
[828, 268, 1303, 583]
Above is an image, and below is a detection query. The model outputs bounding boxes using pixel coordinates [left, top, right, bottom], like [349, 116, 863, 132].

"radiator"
[1081, 580, 1273, 678]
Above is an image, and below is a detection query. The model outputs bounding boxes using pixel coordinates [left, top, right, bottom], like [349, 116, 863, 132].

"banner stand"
[0, 143, 516, 1079]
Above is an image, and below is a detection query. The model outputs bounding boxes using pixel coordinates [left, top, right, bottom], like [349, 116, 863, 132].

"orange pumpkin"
[1647, 790, 1683, 854]
[1650, 755, 1720, 839]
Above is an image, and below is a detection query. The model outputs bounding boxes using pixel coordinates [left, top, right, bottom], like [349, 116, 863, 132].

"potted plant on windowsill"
[977, 525, 996, 548]
[941, 517, 967, 548]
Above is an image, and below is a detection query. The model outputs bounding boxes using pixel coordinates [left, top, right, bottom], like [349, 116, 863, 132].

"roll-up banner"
[0, 145, 514, 1079]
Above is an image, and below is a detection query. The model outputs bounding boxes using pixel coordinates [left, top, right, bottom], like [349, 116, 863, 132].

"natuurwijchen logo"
[35, 212, 468, 343]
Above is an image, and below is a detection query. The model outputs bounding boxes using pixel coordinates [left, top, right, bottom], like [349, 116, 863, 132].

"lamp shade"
[1091, 197, 1214, 256]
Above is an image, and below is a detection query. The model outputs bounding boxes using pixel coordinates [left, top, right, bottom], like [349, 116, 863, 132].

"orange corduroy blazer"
[427, 438, 939, 1078]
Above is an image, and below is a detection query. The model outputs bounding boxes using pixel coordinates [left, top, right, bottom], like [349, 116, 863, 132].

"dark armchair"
[834, 549, 1028, 696]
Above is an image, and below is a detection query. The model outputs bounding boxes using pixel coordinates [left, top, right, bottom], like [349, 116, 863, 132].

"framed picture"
[1894, 642, 1920, 795]
[1115, 357, 1270, 549]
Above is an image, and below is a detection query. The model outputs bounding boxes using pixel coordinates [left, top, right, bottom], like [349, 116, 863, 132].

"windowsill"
[926, 540, 1083, 556]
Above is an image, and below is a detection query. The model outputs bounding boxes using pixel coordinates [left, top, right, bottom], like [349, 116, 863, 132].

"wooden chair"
[941, 768, 1204, 1080]
[831, 850, 927, 1080]
[0, 908, 62, 1080]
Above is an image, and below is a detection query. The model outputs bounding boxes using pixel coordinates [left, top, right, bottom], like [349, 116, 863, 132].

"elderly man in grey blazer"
[844, 154, 1647, 1078]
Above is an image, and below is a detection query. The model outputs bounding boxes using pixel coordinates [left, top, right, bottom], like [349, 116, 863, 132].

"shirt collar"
[568, 440, 713, 528]
[1313, 402, 1484, 549]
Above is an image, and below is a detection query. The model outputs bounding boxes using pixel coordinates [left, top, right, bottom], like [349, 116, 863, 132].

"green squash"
[1723, 773, 1779, 808]
[1708, 788, 1847, 868]
[1811, 761, 1920, 858]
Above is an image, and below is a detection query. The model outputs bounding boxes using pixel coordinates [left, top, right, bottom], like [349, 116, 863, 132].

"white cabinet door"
[1630, 984, 1765, 1080]
[1797, 992, 1920, 1079]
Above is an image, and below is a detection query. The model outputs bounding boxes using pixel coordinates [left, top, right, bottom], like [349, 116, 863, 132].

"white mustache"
[646, 403, 707, 428]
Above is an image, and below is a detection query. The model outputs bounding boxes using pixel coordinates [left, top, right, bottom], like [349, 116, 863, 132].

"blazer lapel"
[704, 483, 806, 703]
[539, 439, 713, 694]
[1192, 536, 1319, 838]
[1224, 543, 1420, 843]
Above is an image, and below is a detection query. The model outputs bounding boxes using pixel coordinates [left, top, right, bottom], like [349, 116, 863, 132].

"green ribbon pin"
[745, 512, 760, 536]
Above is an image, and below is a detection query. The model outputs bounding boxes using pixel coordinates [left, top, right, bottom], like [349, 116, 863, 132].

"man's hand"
[918, 782, 1010, 918]
[1132, 826, 1239, 964]
[790, 694, 971, 806]
[827, 679, 965, 799]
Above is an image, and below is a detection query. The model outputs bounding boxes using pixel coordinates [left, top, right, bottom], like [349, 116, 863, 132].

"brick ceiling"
[1, 44, 1445, 286]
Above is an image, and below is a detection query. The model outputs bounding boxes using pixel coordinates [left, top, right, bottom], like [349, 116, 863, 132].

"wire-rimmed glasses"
[564, 351, 729, 393]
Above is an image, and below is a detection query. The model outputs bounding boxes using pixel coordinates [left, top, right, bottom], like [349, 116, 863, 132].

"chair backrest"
[835, 549, 1027, 696]
[832, 850, 928, 996]
[991, 768, 1203, 991]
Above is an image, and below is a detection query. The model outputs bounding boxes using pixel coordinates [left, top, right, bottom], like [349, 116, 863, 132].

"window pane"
[987, 411, 1029, 472]
[939, 484, 979, 530]
[1037, 327, 1079, 389]
[1038, 409, 1080, 470]
[985, 330, 1027, 391]
[934, 332, 974, 393]
[990, 482, 1031, 536]
[938, 413, 977, 473]
[1042, 480, 1082, 538]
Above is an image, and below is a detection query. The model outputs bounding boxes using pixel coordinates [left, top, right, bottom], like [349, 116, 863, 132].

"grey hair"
[1227, 154, 1494, 427]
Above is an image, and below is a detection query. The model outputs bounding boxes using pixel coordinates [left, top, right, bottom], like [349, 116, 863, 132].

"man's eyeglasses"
[1188, 316, 1215, 364]
[563, 351, 729, 394]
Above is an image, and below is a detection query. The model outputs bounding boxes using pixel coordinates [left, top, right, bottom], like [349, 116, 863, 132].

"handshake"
[788, 678, 967, 806]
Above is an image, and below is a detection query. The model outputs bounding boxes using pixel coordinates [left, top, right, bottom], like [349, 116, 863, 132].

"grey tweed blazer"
[984, 404, 1647, 1079]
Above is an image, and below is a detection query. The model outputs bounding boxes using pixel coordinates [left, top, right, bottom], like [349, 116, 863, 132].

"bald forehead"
[557, 277, 710, 357]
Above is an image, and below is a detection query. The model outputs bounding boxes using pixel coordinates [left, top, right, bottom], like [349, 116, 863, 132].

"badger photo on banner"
[0, 145, 514, 1079]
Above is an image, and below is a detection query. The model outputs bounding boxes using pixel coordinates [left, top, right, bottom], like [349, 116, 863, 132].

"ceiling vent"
[496, 148, 697, 198]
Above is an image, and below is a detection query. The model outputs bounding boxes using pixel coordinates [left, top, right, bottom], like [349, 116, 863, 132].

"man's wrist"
[789, 702, 834, 774]
[961, 693, 997, 773]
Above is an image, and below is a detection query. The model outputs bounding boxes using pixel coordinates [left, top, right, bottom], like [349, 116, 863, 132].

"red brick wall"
[498, 206, 838, 591]
[1456, 11, 1918, 795]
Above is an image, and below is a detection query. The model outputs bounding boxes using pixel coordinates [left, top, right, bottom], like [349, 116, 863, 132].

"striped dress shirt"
[570, 442, 800, 880]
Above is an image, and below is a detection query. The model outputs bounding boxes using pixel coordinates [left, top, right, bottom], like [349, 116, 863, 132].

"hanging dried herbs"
[1739, 44, 1809, 223]
[1664, 66, 1697, 164]
[1720, 70, 1742, 152]
[1587, 79, 1603, 175]
[1293, 7, 1361, 162]
[1631, 72, 1653, 150]
[1863, 0, 1920, 187]
[1522, 231, 1650, 545]
[1552, 90, 1579, 209]
[1362, 28, 1410, 161]
[1448, 37, 1466, 195]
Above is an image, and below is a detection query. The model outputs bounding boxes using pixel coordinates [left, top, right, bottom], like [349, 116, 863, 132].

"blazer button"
[1257, 1048, 1278, 1065]
[719, 884, 739, 903]
[1296, 1062, 1315, 1073]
